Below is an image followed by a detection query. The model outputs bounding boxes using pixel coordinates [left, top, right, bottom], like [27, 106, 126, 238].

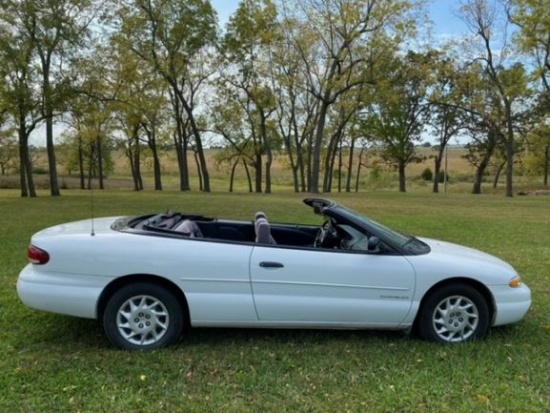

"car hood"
[412, 237, 517, 283]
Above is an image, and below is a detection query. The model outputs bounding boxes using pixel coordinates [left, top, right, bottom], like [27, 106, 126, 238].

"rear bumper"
[489, 283, 532, 326]
[17, 264, 104, 319]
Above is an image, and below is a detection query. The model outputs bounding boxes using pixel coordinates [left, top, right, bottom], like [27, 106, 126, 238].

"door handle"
[259, 261, 284, 268]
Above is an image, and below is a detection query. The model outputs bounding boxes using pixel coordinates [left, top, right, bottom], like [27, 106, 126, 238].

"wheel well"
[414, 278, 495, 330]
[96, 274, 190, 325]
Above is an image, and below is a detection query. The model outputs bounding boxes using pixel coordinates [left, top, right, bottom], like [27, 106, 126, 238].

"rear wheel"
[103, 283, 184, 350]
[418, 284, 490, 344]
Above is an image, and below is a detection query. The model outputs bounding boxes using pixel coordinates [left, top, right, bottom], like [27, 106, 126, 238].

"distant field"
[1, 190, 549, 412]
[4, 145, 548, 195]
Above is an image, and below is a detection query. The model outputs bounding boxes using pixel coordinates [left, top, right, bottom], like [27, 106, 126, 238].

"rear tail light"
[28, 245, 50, 265]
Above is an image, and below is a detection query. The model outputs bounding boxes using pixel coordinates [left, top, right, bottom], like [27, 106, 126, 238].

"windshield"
[333, 204, 428, 254]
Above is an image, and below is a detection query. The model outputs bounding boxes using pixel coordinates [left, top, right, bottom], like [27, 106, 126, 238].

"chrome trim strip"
[252, 279, 410, 291]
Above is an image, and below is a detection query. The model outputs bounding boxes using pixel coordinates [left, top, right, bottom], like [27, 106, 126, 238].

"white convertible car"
[17, 198, 531, 349]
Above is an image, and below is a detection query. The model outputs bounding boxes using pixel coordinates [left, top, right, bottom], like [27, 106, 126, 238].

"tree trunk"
[355, 147, 366, 193]
[337, 144, 343, 193]
[97, 137, 104, 190]
[261, 114, 272, 194]
[472, 153, 492, 194]
[152, 144, 162, 191]
[45, 116, 60, 196]
[398, 161, 406, 192]
[472, 175, 482, 194]
[127, 147, 135, 188]
[244, 159, 253, 193]
[146, 127, 162, 190]
[18, 125, 35, 198]
[433, 158, 441, 193]
[229, 158, 239, 192]
[544, 144, 549, 186]
[87, 143, 94, 190]
[310, 101, 329, 193]
[191, 126, 210, 192]
[41, 64, 60, 197]
[504, 102, 515, 197]
[78, 135, 85, 190]
[172, 91, 190, 191]
[493, 161, 506, 189]
[194, 151, 203, 191]
[179, 95, 210, 192]
[173, 130, 189, 192]
[323, 132, 340, 193]
[433, 146, 445, 193]
[346, 139, 355, 193]
[297, 144, 307, 192]
[131, 125, 143, 191]
[504, 145, 514, 196]
[265, 157, 272, 194]
[254, 153, 262, 193]
[291, 164, 299, 193]
[18, 132, 27, 198]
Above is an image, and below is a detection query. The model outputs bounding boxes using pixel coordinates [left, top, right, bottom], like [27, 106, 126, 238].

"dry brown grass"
[9, 145, 546, 193]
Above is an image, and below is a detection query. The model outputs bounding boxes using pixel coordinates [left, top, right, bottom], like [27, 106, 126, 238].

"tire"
[418, 284, 490, 344]
[103, 283, 185, 350]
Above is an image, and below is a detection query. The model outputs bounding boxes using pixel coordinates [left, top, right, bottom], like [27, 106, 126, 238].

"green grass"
[1, 189, 549, 412]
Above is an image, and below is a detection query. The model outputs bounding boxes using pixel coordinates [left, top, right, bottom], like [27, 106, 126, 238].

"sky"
[210, 0, 471, 41]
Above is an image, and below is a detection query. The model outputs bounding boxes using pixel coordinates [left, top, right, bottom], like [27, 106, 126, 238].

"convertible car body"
[17, 198, 531, 349]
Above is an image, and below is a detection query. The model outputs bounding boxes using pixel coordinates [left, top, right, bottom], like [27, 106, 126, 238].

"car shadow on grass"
[11, 312, 107, 351]
[16, 312, 411, 351]
[184, 327, 410, 347]
[13, 312, 532, 351]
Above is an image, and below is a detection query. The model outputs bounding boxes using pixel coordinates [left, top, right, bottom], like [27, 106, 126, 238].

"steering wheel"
[314, 220, 335, 248]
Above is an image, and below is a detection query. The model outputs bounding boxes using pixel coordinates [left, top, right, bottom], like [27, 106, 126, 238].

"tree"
[280, 0, 422, 193]
[270, 20, 318, 192]
[103, 39, 170, 191]
[0, 7, 46, 197]
[454, 60, 509, 194]
[363, 51, 433, 192]
[509, 0, 550, 101]
[0, 100, 17, 175]
[459, 0, 531, 197]
[221, 0, 280, 193]
[523, 122, 550, 186]
[209, 101, 255, 192]
[0, 132, 17, 175]
[2, 0, 97, 196]
[112, 0, 217, 192]
[428, 54, 464, 193]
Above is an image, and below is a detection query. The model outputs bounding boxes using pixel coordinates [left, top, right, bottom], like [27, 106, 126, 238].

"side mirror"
[368, 236, 380, 252]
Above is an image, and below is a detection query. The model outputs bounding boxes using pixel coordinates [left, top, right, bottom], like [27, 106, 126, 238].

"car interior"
[129, 210, 383, 253]
[132, 211, 318, 247]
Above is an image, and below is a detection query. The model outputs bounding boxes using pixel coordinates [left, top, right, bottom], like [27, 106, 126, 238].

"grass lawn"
[0, 189, 549, 412]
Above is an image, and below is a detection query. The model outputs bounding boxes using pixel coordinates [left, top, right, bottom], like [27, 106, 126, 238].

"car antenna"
[90, 183, 95, 237]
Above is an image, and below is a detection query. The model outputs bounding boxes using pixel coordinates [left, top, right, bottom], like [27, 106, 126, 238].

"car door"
[249, 246, 416, 327]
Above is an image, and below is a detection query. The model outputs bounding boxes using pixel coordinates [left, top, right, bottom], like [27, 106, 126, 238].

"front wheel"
[418, 284, 490, 344]
[103, 283, 185, 350]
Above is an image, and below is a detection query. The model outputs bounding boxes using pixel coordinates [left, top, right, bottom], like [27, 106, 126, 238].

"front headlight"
[509, 276, 523, 288]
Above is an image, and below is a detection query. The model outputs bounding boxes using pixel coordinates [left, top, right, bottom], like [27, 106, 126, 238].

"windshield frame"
[325, 203, 430, 255]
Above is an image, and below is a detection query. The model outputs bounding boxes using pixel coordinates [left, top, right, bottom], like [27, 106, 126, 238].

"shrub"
[32, 167, 48, 175]
[420, 168, 433, 181]
[369, 165, 381, 180]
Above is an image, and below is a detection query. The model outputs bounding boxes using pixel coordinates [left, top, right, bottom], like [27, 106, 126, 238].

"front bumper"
[489, 283, 532, 326]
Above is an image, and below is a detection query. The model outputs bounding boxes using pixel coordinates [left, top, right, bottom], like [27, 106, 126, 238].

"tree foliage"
[0, 0, 549, 196]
